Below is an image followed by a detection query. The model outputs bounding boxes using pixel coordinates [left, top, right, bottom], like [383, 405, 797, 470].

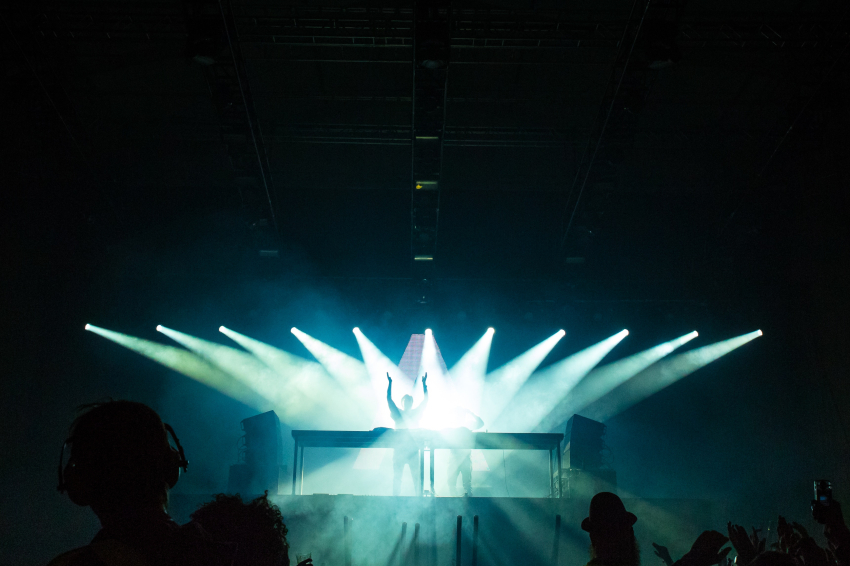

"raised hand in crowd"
[674, 530, 731, 566]
[728, 523, 764, 565]
[813, 498, 850, 566]
[777, 516, 803, 554]
[653, 543, 675, 566]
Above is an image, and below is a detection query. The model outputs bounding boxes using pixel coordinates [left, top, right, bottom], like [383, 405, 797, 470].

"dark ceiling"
[3, 0, 849, 288]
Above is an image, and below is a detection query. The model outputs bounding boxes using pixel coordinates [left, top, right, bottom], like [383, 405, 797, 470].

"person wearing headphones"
[50, 400, 233, 566]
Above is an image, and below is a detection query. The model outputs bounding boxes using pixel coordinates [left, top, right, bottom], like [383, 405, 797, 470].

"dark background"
[3, 0, 850, 564]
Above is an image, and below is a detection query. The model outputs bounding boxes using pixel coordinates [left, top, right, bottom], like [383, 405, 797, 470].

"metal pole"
[456, 516, 462, 566]
[299, 445, 305, 495]
[552, 514, 561, 566]
[430, 447, 435, 495]
[344, 516, 352, 566]
[549, 448, 554, 497]
[401, 522, 408, 566]
[217, 0, 279, 234]
[472, 515, 479, 566]
[556, 441, 563, 498]
[414, 523, 420, 566]
[291, 439, 298, 495]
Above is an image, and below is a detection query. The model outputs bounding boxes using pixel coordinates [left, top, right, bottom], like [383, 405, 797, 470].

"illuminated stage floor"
[170, 494, 719, 566]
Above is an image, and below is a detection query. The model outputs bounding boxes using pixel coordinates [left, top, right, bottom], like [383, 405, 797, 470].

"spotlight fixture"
[353, 327, 360, 333]
[219, 326, 226, 333]
[487, 327, 495, 334]
[290, 327, 297, 334]
[425, 328, 432, 335]
[757, 329, 763, 336]
[156, 325, 163, 331]
[84, 324, 91, 330]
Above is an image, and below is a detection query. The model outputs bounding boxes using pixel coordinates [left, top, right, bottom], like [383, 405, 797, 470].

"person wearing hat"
[582, 492, 641, 566]
[582, 493, 731, 566]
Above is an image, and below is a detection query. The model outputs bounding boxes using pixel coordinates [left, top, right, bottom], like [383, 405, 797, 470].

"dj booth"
[290, 429, 564, 497]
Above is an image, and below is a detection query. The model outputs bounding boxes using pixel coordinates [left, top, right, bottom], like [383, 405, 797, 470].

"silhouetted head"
[60, 400, 179, 515]
[191, 493, 290, 566]
[402, 395, 414, 411]
[583, 492, 640, 566]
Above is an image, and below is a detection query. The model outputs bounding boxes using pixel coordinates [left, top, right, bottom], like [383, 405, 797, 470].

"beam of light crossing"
[494, 329, 629, 432]
[448, 328, 494, 416]
[418, 330, 455, 429]
[583, 330, 763, 422]
[85, 324, 269, 411]
[352, 327, 411, 428]
[290, 327, 375, 411]
[220, 326, 371, 430]
[534, 330, 698, 432]
[352, 327, 412, 468]
[479, 329, 565, 426]
[159, 325, 324, 429]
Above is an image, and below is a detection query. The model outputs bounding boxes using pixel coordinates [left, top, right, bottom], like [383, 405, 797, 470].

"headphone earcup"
[164, 447, 181, 489]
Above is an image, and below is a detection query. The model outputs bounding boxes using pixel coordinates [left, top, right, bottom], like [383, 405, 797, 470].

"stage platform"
[170, 494, 721, 566]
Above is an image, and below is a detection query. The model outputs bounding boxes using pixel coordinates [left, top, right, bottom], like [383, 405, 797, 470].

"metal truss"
[7, 4, 847, 52]
[187, 0, 280, 240]
[111, 122, 782, 149]
[410, 0, 449, 276]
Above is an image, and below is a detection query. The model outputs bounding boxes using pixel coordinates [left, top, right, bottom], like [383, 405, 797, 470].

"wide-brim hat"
[581, 492, 637, 533]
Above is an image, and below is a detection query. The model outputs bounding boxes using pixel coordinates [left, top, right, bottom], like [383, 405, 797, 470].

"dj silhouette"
[386, 372, 428, 495]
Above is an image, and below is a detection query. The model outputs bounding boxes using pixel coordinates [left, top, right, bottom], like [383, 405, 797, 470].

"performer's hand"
[422, 373, 427, 385]
[387, 372, 392, 383]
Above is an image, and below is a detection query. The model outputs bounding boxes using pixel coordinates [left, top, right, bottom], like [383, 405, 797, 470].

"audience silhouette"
[582, 492, 641, 566]
[192, 492, 311, 566]
[48, 399, 850, 566]
[49, 400, 233, 566]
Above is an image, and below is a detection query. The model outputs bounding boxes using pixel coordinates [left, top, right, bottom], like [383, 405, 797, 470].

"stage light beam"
[534, 330, 699, 432]
[583, 329, 763, 422]
[353, 328, 408, 428]
[448, 329, 495, 415]
[480, 330, 565, 425]
[494, 329, 629, 432]
[290, 327, 375, 410]
[85, 324, 268, 411]
[159, 325, 329, 428]
[418, 330, 455, 429]
[219, 326, 370, 429]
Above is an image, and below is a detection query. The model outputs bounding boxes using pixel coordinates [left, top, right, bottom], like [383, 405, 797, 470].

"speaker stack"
[558, 414, 617, 499]
[227, 410, 285, 496]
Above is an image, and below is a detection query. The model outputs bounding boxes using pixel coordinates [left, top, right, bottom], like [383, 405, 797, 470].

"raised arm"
[419, 373, 429, 410]
[386, 372, 401, 420]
